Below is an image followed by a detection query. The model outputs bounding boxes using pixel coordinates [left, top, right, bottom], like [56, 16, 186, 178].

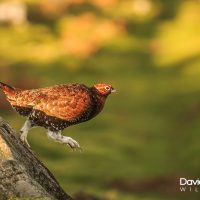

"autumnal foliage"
[60, 13, 124, 58]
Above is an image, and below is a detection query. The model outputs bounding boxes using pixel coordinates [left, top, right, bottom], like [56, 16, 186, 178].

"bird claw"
[64, 137, 83, 152]
[70, 146, 83, 153]
[20, 131, 30, 148]
[66, 137, 81, 149]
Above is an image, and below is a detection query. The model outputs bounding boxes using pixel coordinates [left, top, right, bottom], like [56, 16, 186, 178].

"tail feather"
[0, 82, 16, 97]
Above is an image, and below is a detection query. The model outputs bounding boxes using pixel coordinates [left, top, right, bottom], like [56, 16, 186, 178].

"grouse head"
[93, 83, 116, 96]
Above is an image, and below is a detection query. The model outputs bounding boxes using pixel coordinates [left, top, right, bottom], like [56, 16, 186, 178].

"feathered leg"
[47, 130, 80, 149]
[20, 119, 33, 147]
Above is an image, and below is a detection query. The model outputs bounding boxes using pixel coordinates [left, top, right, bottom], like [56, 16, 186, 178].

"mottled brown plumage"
[0, 82, 115, 149]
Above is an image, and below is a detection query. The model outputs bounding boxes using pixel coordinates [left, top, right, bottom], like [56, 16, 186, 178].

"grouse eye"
[105, 86, 110, 91]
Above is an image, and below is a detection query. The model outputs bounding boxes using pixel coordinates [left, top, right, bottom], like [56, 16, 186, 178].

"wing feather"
[13, 84, 92, 121]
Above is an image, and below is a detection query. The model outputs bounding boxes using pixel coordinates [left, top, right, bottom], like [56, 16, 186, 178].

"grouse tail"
[0, 82, 16, 97]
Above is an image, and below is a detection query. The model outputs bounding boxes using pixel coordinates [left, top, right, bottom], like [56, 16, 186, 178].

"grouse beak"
[111, 89, 117, 93]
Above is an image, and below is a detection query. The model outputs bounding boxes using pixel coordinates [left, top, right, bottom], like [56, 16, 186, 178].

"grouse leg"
[20, 119, 33, 147]
[47, 130, 80, 149]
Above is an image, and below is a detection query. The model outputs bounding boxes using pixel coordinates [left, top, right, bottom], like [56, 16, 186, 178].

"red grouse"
[0, 82, 116, 149]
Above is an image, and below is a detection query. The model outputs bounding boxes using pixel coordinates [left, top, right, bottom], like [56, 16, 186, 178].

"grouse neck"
[90, 87, 107, 116]
[90, 87, 108, 100]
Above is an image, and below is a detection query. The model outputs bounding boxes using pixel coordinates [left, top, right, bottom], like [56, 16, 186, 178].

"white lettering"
[193, 179, 200, 185]
[180, 178, 187, 185]
[180, 187, 186, 192]
[180, 178, 200, 186]
[188, 180, 193, 185]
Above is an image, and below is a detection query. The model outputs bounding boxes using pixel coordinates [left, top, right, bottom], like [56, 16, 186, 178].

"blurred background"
[0, 0, 200, 199]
